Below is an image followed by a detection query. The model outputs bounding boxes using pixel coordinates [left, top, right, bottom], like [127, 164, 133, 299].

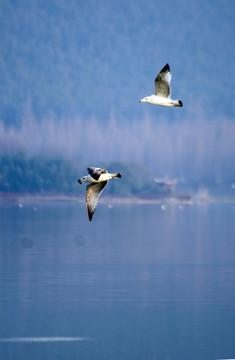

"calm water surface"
[0, 199, 235, 360]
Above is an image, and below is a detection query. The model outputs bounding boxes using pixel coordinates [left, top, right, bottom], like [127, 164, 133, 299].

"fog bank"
[0, 112, 234, 184]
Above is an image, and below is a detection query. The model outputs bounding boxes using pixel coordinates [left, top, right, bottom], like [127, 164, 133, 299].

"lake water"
[0, 198, 235, 360]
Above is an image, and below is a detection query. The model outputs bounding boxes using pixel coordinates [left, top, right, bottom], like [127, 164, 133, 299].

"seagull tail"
[112, 173, 122, 179]
[173, 100, 183, 107]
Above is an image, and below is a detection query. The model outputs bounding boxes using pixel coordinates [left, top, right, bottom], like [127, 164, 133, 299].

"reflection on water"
[0, 200, 235, 360]
[0, 337, 91, 342]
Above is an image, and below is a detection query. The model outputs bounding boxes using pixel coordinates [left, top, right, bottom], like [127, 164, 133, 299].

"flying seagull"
[139, 64, 183, 107]
[78, 167, 122, 221]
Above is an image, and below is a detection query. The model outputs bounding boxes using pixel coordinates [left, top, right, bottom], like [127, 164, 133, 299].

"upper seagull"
[139, 64, 183, 107]
[78, 167, 122, 221]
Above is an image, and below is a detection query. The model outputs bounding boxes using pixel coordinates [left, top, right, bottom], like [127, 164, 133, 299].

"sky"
[0, 0, 235, 185]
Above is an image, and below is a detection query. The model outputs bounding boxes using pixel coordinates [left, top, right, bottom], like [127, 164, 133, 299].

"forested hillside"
[0, 0, 234, 126]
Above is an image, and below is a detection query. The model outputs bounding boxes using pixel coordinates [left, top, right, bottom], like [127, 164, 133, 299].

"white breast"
[150, 96, 174, 107]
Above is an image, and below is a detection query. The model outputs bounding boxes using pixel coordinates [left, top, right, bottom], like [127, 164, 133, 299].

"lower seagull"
[78, 167, 122, 221]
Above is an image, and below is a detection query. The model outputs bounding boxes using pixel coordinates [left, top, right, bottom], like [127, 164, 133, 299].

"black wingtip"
[78, 179, 82, 184]
[88, 210, 93, 221]
[117, 173, 122, 178]
[178, 100, 183, 107]
[161, 63, 170, 73]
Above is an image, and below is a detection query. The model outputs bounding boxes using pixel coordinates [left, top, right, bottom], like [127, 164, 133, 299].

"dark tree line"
[0, 152, 167, 195]
[0, 151, 79, 194]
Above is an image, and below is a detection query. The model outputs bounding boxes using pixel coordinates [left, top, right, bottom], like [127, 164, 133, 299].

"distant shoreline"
[1, 192, 235, 205]
[0, 192, 192, 204]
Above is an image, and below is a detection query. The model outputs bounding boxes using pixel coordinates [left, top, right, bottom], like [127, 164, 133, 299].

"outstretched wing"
[155, 63, 172, 98]
[87, 167, 107, 181]
[86, 181, 107, 221]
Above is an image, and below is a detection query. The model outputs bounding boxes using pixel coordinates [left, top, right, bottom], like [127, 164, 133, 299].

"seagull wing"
[87, 167, 107, 181]
[86, 181, 108, 221]
[155, 63, 172, 98]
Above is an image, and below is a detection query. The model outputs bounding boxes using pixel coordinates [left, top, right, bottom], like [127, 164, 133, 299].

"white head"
[78, 175, 91, 183]
[139, 96, 151, 103]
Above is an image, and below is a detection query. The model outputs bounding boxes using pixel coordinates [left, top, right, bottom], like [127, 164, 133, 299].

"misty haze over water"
[1, 110, 234, 188]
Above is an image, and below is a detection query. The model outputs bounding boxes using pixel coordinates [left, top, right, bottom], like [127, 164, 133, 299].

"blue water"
[0, 199, 235, 360]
